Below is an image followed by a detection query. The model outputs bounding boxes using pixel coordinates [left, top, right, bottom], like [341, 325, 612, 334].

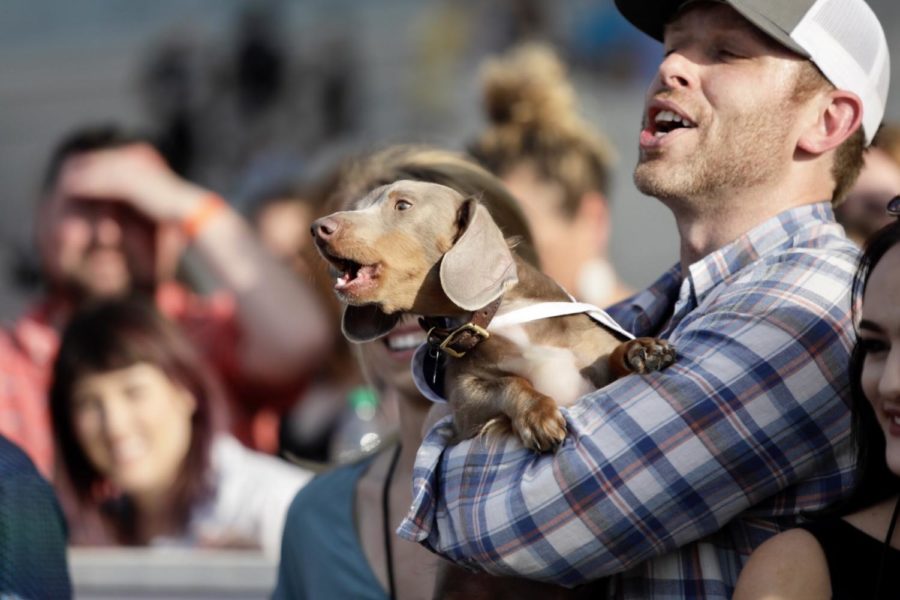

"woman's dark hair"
[839, 220, 900, 513]
[50, 296, 226, 545]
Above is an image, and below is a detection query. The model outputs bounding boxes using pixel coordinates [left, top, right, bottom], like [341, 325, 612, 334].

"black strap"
[874, 494, 900, 597]
[381, 443, 402, 600]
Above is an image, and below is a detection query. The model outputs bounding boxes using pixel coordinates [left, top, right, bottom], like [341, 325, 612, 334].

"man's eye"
[395, 199, 412, 211]
[717, 48, 744, 59]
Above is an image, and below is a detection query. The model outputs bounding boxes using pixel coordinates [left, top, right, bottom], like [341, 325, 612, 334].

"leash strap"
[492, 301, 634, 340]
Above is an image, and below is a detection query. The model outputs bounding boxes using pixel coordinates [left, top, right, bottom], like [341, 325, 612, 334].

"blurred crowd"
[1, 1, 900, 599]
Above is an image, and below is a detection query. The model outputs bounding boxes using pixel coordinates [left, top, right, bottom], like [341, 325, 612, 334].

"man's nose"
[93, 211, 124, 246]
[655, 51, 697, 91]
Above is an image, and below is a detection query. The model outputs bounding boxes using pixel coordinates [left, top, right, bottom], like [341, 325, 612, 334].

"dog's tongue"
[334, 264, 377, 290]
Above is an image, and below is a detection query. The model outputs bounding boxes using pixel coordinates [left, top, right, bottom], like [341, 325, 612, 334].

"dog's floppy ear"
[440, 199, 518, 311]
[342, 305, 401, 343]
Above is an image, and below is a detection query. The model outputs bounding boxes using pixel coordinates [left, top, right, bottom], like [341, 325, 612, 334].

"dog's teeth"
[335, 272, 351, 289]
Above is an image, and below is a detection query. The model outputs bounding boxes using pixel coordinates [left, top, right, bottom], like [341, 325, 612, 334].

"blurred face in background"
[357, 314, 426, 401]
[502, 163, 605, 297]
[71, 362, 195, 499]
[254, 198, 314, 277]
[39, 161, 157, 300]
[859, 243, 900, 474]
[836, 148, 900, 245]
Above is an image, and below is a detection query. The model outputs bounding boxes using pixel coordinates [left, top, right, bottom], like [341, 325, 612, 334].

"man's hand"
[57, 143, 207, 223]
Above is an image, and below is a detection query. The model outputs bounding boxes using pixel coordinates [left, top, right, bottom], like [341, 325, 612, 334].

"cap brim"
[614, 0, 689, 42]
[615, 0, 810, 58]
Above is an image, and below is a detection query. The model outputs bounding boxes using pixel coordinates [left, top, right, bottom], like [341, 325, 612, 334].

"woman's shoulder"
[733, 526, 830, 599]
[285, 453, 377, 524]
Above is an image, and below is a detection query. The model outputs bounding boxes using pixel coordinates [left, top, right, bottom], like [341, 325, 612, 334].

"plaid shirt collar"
[688, 202, 837, 306]
[614, 202, 837, 338]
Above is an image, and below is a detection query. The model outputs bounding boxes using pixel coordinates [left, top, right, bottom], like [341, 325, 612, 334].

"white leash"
[490, 301, 634, 340]
[411, 300, 634, 404]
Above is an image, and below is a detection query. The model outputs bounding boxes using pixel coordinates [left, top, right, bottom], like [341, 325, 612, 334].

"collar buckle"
[426, 322, 490, 358]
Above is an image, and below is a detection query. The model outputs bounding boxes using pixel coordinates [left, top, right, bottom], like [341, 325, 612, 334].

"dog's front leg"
[450, 370, 567, 452]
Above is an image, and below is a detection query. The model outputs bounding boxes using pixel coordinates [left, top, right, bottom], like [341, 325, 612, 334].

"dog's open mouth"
[324, 252, 381, 296]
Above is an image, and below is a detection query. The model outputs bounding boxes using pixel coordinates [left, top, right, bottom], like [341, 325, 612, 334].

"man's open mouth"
[648, 107, 697, 138]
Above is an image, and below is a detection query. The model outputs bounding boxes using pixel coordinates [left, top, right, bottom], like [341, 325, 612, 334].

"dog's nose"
[311, 217, 340, 240]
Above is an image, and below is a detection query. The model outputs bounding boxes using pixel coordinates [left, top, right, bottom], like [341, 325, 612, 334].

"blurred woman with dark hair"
[50, 297, 312, 559]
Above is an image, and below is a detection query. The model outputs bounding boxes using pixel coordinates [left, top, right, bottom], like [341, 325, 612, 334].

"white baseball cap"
[616, 0, 890, 145]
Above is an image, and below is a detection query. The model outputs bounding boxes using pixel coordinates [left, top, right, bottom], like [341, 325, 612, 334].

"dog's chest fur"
[441, 257, 624, 432]
[455, 310, 620, 399]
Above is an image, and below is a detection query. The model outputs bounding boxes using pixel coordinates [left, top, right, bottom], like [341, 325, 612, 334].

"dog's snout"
[311, 216, 340, 240]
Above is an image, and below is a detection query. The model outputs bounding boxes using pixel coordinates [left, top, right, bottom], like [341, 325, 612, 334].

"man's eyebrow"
[859, 318, 884, 333]
[663, 14, 778, 51]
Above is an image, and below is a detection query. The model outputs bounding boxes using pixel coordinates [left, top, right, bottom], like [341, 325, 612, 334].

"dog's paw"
[624, 338, 676, 373]
[512, 400, 567, 452]
[479, 416, 513, 438]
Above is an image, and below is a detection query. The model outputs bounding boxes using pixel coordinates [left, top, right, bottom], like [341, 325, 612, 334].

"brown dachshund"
[311, 180, 675, 451]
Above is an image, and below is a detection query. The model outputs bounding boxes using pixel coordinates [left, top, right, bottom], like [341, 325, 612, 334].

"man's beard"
[60, 251, 154, 303]
[634, 104, 794, 207]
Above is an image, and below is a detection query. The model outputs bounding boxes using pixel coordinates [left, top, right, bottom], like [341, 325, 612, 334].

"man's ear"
[797, 90, 863, 155]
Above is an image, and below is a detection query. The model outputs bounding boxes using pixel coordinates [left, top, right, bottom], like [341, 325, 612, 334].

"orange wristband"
[182, 194, 227, 240]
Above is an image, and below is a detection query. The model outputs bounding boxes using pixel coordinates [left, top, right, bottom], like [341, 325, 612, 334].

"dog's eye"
[394, 199, 412, 211]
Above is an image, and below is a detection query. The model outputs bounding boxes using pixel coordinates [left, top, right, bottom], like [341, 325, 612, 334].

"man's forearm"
[399, 288, 856, 584]
[192, 204, 332, 383]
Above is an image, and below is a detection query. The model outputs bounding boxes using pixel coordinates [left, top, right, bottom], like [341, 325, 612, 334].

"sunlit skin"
[634, 4, 808, 220]
[71, 363, 195, 508]
[859, 244, 900, 473]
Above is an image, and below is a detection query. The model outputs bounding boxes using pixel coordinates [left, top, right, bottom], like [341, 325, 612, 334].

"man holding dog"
[399, 0, 891, 596]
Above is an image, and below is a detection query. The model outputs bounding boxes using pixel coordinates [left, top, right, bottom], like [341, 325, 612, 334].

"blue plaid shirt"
[398, 203, 860, 599]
